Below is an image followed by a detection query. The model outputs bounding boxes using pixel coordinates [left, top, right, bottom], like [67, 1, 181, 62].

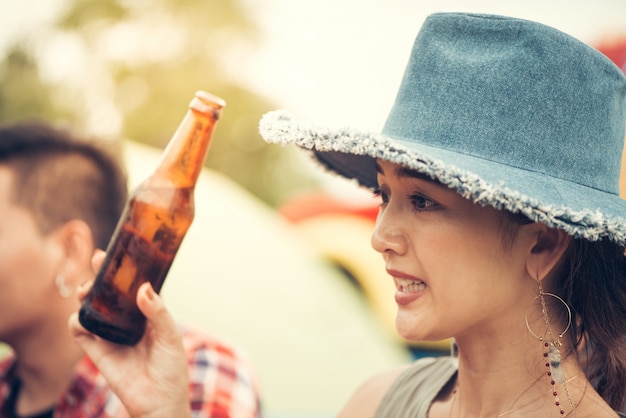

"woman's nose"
[370, 207, 407, 255]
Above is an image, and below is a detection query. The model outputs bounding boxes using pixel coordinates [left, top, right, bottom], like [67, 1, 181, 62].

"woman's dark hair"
[504, 210, 626, 411]
[558, 238, 626, 412]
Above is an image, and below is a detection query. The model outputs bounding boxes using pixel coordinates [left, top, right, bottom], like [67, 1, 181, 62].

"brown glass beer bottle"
[78, 91, 225, 345]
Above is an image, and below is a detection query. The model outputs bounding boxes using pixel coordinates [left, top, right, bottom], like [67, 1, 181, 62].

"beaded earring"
[525, 279, 574, 416]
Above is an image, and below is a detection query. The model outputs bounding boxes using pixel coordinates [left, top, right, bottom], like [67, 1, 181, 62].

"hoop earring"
[525, 279, 574, 416]
[525, 288, 572, 344]
[55, 274, 72, 298]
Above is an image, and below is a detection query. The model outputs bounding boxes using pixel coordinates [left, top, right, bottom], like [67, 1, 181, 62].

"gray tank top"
[374, 356, 626, 418]
[374, 356, 458, 418]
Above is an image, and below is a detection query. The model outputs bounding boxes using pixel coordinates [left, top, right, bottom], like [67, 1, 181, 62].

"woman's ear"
[525, 225, 571, 281]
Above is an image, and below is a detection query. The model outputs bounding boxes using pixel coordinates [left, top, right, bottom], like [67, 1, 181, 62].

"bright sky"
[1, 0, 625, 134]
[239, 0, 626, 132]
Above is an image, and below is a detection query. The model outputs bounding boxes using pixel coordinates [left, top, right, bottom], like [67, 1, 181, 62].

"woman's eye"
[372, 188, 389, 206]
[408, 194, 437, 212]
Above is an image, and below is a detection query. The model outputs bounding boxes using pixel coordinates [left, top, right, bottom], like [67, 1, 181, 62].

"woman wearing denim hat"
[69, 12, 626, 418]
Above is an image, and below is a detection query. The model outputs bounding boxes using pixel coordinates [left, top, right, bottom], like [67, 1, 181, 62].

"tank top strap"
[374, 356, 458, 418]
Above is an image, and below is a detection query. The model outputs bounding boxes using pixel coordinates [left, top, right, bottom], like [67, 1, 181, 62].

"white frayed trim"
[259, 110, 626, 246]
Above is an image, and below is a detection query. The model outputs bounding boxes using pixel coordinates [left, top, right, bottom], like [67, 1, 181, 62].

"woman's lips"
[387, 269, 427, 306]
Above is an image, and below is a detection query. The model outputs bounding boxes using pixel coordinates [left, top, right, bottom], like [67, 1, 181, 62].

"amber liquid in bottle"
[78, 91, 225, 345]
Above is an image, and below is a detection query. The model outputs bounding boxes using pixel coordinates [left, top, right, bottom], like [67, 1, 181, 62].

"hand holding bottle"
[69, 250, 192, 418]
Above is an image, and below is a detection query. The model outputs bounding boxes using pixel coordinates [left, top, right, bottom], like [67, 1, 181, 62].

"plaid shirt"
[0, 325, 262, 418]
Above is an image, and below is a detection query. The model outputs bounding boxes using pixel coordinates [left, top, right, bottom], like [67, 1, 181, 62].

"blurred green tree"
[0, 0, 317, 206]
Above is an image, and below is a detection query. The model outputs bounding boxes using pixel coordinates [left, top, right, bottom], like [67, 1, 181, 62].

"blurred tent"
[123, 141, 413, 418]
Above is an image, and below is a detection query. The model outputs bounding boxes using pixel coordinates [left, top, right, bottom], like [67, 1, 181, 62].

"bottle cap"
[190, 91, 226, 118]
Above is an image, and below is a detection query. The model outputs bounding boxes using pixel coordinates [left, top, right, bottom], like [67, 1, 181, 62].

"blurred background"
[1, 1, 625, 417]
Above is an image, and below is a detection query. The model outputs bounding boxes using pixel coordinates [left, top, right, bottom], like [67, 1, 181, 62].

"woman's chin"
[395, 315, 429, 341]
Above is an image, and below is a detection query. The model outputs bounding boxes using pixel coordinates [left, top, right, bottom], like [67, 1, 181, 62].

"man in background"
[0, 121, 261, 418]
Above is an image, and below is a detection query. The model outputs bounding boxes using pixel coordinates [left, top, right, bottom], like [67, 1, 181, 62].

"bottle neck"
[155, 96, 222, 188]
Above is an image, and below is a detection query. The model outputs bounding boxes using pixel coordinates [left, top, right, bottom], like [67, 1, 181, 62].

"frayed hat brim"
[260, 109, 626, 246]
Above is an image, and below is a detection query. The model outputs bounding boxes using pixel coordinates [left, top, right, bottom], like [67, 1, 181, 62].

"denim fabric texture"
[259, 13, 626, 244]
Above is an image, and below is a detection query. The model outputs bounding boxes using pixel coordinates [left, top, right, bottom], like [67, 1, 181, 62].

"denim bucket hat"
[259, 13, 626, 245]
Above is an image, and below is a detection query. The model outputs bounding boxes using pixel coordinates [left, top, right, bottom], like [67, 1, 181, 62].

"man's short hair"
[0, 121, 128, 249]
